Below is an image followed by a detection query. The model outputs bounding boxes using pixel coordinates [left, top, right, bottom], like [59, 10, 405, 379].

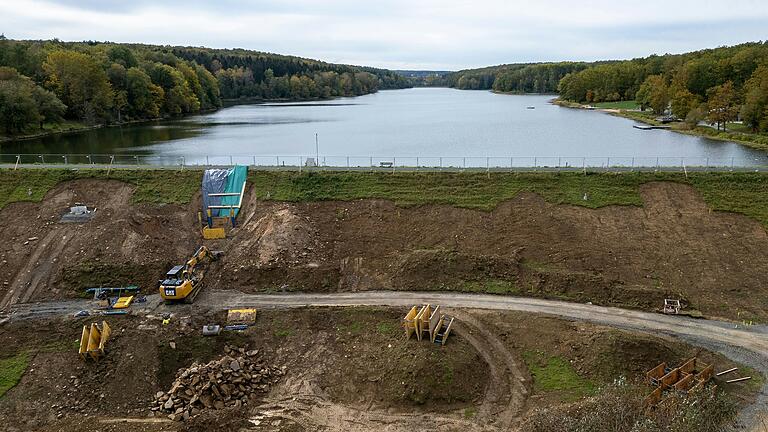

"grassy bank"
[0, 353, 28, 398]
[553, 98, 768, 150]
[3, 169, 768, 226]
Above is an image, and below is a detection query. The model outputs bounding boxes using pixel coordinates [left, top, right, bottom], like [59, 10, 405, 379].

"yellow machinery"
[159, 246, 222, 303]
[79, 321, 111, 361]
[112, 295, 134, 309]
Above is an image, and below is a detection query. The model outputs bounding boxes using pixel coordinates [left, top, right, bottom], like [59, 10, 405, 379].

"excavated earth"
[4, 178, 765, 321]
[0, 178, 767, 431]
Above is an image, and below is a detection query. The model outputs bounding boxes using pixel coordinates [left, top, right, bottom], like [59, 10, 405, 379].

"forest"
[448, 42, 768, 133]
[0, 38, 410, 135]
[446, 62, 591, 93]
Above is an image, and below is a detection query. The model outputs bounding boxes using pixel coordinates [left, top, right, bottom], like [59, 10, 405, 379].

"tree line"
[446, 62, 591, 93]
[449, 42, 768, 133]
[0, 38, 411, 135]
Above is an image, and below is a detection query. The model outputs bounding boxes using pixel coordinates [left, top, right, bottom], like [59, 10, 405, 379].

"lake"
[2, 88, 765, 167]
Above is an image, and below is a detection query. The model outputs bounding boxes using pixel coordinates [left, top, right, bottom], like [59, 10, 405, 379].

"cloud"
[1, 0, 766, 69]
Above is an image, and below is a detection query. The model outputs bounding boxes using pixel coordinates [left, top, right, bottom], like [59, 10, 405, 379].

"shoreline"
[0, 92, 386, 143]
[551, 98, 768, 152]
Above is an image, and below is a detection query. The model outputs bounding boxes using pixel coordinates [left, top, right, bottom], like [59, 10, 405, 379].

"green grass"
[457, 279, 518, 294]
[0, 169, 202, 209]
[522, 350, 596, 401]
[0, 353, 29, 398]
[5, 169, 768, 227]
[593, 100, 640, 110]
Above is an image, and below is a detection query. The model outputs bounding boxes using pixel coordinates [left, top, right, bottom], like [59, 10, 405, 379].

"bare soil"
[0, 307, 755, 432]
[2, 179, 767, 322]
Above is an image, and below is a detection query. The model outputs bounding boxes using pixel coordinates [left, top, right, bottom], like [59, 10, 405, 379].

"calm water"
[3, 88, 765, 166]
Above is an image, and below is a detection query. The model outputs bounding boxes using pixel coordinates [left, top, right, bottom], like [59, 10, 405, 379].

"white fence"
[2, 153, 768, 171]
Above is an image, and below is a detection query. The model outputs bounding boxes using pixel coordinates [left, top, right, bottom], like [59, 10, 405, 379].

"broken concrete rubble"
[151, 345, 283, 422]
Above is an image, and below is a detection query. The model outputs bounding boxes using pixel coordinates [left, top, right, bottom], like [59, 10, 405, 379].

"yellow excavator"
[159, 246, 222, 303]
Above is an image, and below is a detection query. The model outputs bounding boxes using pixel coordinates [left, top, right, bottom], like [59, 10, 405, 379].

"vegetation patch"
[5, 169, 768, 227]
[522, 350, 596, 401]
[0, 352, 29, 398]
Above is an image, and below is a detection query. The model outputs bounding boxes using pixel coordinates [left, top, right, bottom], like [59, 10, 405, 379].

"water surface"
[3, 88, 764, 167]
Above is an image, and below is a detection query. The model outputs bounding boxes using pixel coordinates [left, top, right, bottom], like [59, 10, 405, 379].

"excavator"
[159, 246, 222, 303]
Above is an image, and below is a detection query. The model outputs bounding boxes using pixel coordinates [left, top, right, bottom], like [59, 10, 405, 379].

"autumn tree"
[741, 66, 768, 132]
[706, 81, 739, 131]
[43, 50, 113, 124]
[636, 75, 669, 114]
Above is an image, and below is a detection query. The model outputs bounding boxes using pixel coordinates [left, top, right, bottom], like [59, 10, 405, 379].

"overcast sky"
[2, 0, 767, 70]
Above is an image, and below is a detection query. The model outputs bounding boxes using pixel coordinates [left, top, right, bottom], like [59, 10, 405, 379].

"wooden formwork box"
[646, 362, 667, 386]
[403, 306, 419, 339]
[660, 368, 681, 390]
[673, 374, 695, 392]
[79, 321, 111, 361]
[644, 386, 663, 407]
[416, 304, 434, 341]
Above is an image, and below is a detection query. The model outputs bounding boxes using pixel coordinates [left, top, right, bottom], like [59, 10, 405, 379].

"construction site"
[1, 168, 768, 432]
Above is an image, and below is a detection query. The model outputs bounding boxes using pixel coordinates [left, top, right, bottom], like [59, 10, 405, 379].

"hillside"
[0, 38, 411, 136]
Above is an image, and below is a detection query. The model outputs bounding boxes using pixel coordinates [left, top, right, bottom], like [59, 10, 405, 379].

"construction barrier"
[79, 321, 111, 361]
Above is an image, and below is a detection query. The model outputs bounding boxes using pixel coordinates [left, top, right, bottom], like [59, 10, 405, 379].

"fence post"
[534, 157, 537, 171]
[276, 156, 279, 167]
[63, 155, 68, 165]
[206, 155, 209, 166]
[370, 156, 373, 171]
[299, 156, 302, 173]
[230, 155, 233, 166]
[180, 156, 184, 171]
[463, 157, 466, 170]
[87, 155, 92, 165]
[347, 156, 350, 171]
[40, 154, 45, 164]
[486, 157, 489, 173]
[14, 155, 20, 171]
[510, 157, 513, 172]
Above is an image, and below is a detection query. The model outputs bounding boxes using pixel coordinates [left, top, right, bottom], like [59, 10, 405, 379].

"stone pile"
[152, 345, 284, 421]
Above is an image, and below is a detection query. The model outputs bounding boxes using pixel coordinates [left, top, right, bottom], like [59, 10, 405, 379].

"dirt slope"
[2, 179, 768, 322]
[212, 181, 768, 322]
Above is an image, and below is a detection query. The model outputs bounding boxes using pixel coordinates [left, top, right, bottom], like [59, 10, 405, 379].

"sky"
[1, 0, 767, 70]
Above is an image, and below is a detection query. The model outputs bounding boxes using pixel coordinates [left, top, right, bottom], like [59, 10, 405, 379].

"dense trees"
[0, 38, 411, 136]
[741, 66, 768, 132]
[447, 63, 589, 93]
[556, 43, 768, 129]
[0, 66, 65, 134]
[452, 42, 768, 132]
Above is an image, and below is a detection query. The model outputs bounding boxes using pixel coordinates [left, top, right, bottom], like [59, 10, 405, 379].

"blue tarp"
[220, 165, 248, 217]
[201, 165, 248, 217]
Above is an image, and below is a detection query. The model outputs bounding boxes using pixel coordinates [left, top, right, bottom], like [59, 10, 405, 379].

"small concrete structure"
[60, 204, 94, 223]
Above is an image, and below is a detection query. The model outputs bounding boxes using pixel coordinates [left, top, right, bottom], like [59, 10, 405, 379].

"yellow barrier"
[227, 308, 257, 324]
[203, 226, 226, 239]
[112, 296, 134, 309]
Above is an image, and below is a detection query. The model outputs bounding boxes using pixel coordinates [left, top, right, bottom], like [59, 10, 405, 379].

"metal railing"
[2, 153, 768, 172]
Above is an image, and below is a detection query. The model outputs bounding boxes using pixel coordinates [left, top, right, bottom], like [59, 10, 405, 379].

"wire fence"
[2, 153, 768, 171]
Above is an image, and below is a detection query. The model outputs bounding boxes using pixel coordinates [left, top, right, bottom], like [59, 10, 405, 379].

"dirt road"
[200, 290, 768, 428]
[4, 290, 768, 429]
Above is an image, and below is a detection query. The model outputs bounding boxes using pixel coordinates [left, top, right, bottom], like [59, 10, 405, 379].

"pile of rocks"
[152, 345, 284, 421]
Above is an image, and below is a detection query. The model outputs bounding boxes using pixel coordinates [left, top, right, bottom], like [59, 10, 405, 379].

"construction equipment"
[112, 295, 134, 309]
[159, 246, 222, 303]
[78, 321, 111, 361]
[403, 304, 455, 346]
